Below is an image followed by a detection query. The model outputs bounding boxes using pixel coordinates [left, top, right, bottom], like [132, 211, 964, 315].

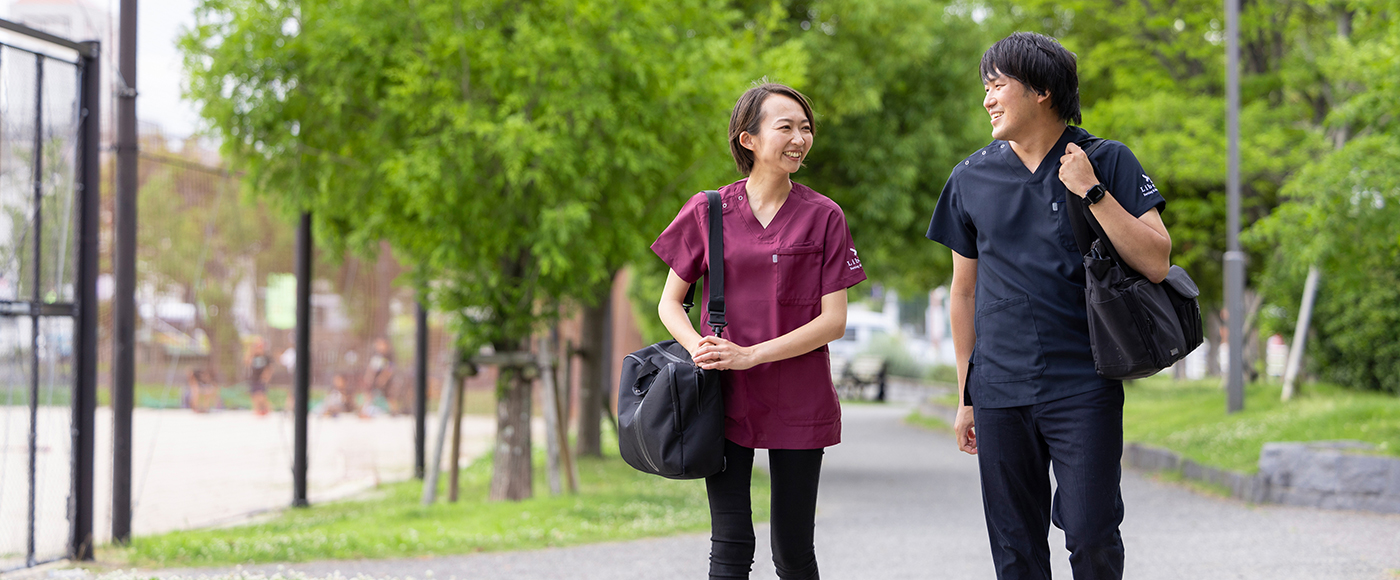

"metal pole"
[70, 41, 101, 562]
[111, 0, 139, 543]
[1224, 0, 1245, 414]
[292, 212, 312, 507]
[27, 53, 44, 569]
[414, 301, 428, 479]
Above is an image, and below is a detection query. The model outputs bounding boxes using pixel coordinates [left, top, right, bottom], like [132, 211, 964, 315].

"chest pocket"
[775, 243, 822, 305]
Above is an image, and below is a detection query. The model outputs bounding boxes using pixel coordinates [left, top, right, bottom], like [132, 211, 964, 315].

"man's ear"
[738, 131, 756, 152]
[1036, 90, 1052, 106]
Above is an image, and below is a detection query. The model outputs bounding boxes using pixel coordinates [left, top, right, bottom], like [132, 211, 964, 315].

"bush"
[924, 364, 958, 385]
[861, 333, 924, 379]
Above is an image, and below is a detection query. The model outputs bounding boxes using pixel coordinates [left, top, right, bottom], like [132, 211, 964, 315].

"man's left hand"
[1059, 142, 1098, 197]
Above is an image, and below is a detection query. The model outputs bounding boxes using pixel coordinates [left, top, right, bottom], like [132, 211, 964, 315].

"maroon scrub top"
[651, 179, 866, 449]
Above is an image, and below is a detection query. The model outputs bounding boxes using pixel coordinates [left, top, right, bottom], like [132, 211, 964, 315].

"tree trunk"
[489, 363, 534, 501]
[576, 297, 609, 458]
[1242, 289, 1264, 384]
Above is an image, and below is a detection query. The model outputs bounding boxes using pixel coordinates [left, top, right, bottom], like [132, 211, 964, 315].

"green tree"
[1249, 1, 1400, 393]
[182, 0, 789, 499]
[780, 0, 994, 294]
[631, 0, 993, 346]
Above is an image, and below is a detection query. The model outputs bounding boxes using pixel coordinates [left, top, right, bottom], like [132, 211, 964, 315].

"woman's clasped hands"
[691, 335, 760, 371]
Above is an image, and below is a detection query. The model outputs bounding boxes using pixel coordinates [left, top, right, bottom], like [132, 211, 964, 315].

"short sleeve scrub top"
[652, 180, 867, 450]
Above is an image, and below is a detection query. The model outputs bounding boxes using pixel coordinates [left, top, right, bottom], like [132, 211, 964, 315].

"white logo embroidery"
[847, 248, 863, 270]
[1140, 173, 1159, 197]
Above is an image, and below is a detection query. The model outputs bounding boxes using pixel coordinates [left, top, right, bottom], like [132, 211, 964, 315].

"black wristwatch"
[1084, 183, 1107, 205]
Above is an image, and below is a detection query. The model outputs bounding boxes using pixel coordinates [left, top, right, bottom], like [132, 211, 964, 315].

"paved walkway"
[114, 401, 1400, 580]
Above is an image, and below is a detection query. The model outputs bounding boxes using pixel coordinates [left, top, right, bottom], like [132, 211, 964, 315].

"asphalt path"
[111, 402, 1400, 580]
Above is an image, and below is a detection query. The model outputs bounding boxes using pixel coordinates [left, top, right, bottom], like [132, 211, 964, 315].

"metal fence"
[0, 22, 100, 571]
[93, 132, 463, 545]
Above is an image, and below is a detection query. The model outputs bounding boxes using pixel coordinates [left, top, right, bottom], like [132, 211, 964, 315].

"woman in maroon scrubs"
[652, 83, 866, 580]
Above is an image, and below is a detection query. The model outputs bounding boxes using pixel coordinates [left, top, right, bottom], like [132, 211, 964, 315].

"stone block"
[1387, 461, 1400, 500]
[1337, 455, 1390, 495]
[1292, 449, 1342, 493]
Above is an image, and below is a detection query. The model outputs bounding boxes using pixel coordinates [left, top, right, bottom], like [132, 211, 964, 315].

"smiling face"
[983, 72, 1052, 142]
[740, 94, 813, 175]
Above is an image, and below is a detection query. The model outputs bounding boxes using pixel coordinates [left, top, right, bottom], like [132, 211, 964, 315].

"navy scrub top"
[926, 126, 1167, 408]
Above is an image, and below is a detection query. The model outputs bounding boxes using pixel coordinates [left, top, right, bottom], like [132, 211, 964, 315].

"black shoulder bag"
[1065, 138, 1204, 380]
[617, 190, 727, 479]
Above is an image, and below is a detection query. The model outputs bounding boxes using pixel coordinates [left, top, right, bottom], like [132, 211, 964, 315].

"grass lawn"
[1122, 375, 1400, 473]
[113, 435, 770, 567]
[905, 411, 950, 432]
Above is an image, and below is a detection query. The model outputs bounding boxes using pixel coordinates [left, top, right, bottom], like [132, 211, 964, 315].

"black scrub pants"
[973, 385, 1126, 580]
[706, 438, 824, 580]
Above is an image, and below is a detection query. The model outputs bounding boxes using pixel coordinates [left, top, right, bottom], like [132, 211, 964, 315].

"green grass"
[1123, 376, 1400, 473]
[114, 435, 770, 567]
[905, 411, 951, 432]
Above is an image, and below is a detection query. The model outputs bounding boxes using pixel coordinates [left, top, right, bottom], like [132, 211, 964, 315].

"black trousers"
[973, 385, 1126, 580]
[706, 438, 824, 580]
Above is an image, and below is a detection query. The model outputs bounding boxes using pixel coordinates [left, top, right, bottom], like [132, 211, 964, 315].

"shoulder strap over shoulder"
[680, 190, 726, 337]
[1064, 138, 1142, 278]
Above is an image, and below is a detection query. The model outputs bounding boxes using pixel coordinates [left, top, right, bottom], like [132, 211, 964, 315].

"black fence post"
[414, 301, 428, 479]
[111, 0, 139, 545]
[69, 40, 101, 562]
[26, 52, 44, 569]
[293, 212, 312, 507]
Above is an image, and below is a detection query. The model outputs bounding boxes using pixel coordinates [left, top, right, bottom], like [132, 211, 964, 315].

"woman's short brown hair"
[728, 82, 815, 176]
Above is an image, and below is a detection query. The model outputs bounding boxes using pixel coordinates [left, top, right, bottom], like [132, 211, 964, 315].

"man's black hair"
[980, 32, 1081, 125]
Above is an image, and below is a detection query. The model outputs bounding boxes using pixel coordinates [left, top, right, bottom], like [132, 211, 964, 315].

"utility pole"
[111, 0, 138, 544]
[1224, 0, 1245, 414]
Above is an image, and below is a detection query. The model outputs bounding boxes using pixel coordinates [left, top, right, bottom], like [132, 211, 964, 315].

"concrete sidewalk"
[95, 402, 1400, 580]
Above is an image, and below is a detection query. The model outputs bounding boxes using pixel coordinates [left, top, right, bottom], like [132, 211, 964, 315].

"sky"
[133, 0, 202, 138]
[2, 0, 204, 139]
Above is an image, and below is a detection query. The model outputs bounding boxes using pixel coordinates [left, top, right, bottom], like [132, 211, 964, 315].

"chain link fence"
[81, 127, 472, 545]
[0, 42, 84, 570]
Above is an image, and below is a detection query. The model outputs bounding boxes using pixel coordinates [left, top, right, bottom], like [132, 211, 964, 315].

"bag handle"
[1063, 138, 1143, 279]
[680, 190, 726, 337]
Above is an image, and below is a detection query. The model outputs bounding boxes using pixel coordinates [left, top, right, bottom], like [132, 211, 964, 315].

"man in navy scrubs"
[927, 32, 1172, 580]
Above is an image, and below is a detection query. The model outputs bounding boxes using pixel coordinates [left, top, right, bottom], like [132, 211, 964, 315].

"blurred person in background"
[361, 337, 400, 415]
[245, 337, 274, 415]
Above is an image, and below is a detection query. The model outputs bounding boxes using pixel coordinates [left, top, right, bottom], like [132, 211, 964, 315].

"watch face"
[1088, 184, 1105, 204]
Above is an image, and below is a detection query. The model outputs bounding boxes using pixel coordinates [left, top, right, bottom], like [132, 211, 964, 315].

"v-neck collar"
[1001, 126, 1078, 180]
[735, 179, 798, 242]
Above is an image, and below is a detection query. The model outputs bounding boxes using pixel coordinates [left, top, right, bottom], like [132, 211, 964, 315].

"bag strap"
[1063, 138, 1142, 279]
[680, 190, 726, 337]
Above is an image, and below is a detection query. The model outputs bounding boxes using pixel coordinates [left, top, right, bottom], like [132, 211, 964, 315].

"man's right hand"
[954, 405, 977, 455]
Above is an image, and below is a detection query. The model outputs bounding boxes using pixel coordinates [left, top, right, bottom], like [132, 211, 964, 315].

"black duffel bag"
[1068, 139, 1205, 380]
[618, 190, 726, 479]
